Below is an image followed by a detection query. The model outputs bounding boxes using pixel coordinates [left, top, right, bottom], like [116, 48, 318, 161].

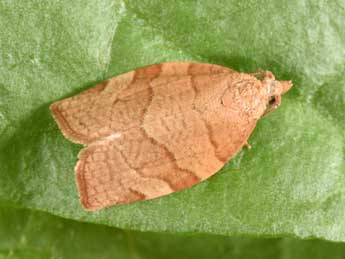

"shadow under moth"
[50, 62, 292, 211]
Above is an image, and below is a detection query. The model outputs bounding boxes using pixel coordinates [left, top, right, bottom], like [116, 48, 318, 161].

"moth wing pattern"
[50, 62, 234, 145]
[51, 62, 263, 211]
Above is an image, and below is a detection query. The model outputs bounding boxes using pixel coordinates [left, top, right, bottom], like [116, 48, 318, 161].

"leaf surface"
[2, 206, 345, 259]
[0, 0, 344, 241]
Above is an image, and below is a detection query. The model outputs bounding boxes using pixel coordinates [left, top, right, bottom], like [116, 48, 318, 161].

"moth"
[50, 62, 292, 211]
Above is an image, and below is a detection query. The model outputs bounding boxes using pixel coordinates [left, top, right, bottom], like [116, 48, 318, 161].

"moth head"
[269, 79, 293, 97]
[256, 71, 290, 94]
[253, 70, 293, 97]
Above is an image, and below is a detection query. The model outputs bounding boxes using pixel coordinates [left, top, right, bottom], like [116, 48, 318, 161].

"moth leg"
[244, 142, 252, 149]
[263, 95, 282, 117]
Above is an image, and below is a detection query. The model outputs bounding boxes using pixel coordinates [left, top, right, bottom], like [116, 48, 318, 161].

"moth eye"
[269, 96, 276, 105]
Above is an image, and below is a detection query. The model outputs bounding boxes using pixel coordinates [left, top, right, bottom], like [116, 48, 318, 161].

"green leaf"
[2, 205, 345, 259]
[0, 0, 344, 241]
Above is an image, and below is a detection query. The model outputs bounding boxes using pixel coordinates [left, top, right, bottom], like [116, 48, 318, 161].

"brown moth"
[50, 62, 292, 211]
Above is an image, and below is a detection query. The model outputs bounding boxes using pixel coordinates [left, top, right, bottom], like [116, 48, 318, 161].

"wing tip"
[50, 101, 88, 145]
[75, 148, 124, 211]
[74, 156, 148, 211]
[74, 155, 103, 211]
